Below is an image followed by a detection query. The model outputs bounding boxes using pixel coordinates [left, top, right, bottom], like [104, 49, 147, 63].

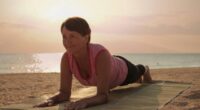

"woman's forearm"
[49, 91, 70, 103]
[79, 94, 108, 108]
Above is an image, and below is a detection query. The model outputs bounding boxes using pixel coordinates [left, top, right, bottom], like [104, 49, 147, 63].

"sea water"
[0, 53, 63, 73]
[0, 53, 200, 74]
[120, 53, 200, 69]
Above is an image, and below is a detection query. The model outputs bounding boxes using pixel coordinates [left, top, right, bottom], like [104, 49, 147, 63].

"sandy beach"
[0, 67, 200, 110]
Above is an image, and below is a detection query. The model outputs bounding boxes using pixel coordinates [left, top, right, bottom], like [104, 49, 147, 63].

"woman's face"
[61, 27, 89, 54]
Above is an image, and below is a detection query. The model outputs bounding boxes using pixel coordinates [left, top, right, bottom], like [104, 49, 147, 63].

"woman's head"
[61, 17, 91, 53]
[61, 17, 91, 42]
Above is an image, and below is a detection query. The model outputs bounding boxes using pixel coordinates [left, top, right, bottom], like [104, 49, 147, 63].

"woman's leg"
[135, 64, 145, 83]
[143, 65, 152, 83]
[114, 55, 152, 85]
[114, 56, 146, 85]
[135, 64, 152, 83]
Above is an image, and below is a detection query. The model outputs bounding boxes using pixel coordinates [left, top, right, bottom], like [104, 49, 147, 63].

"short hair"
[61, 17, 91, 42]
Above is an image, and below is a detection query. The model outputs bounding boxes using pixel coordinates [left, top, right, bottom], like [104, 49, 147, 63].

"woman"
[34, 17, 152, 110]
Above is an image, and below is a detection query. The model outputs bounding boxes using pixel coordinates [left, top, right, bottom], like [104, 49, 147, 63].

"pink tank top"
[67, 43, 128, 89]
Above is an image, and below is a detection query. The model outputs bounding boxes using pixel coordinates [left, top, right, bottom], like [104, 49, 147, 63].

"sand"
[0, 67, 200, 110]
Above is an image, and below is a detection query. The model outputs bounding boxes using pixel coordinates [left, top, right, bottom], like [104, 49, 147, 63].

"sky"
[0, 0, 200, 54]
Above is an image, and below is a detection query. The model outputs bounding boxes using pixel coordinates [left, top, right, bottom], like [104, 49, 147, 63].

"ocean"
[0, 53, 200, 74]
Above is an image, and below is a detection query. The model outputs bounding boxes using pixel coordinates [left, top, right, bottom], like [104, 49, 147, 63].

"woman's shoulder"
[89, 43, 111, 57]
[61, 51, 69, 60]
[61, 51, 73, 62]
[89, 43, 107, 50]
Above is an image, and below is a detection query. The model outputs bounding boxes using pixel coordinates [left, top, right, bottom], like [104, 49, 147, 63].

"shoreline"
[0, 67, 200, 110]
[1, 66, 200, 75]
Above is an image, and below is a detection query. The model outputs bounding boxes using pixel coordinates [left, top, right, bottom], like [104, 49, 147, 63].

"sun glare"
[39, 1, 109, 25]
[43, 5, 87, 23]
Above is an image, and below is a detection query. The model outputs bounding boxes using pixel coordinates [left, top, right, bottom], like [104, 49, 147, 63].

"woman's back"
[67, 43, 128, 88]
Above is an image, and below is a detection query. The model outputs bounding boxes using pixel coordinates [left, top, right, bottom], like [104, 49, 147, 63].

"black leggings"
[114, 55, 146, 86]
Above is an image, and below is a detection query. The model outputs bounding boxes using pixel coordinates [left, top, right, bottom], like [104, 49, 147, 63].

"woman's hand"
[65, 101, 87, 110]
[33, 99, 55, 108]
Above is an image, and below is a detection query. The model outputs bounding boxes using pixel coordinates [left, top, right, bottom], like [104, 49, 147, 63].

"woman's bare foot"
[143, 66, 152, 83]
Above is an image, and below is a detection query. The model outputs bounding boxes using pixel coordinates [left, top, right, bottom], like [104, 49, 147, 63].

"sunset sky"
[0, 0, 200, 54]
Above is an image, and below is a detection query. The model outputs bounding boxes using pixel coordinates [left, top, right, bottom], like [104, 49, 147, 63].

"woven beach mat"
[0, 81, 190, 110]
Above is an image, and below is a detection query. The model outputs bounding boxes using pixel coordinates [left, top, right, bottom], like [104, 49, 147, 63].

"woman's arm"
[34, 52, 72, 107]
[66, 50, 111, 110]
[58, 52, 72, 101]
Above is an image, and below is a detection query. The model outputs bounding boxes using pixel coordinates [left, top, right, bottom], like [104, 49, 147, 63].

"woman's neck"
[73, 45, 88, 62]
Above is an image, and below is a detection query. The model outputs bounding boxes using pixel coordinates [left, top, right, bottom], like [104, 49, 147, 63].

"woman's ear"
[85, 35, 90, 43]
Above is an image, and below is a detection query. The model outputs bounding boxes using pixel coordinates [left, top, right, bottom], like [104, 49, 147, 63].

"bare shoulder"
[61, 51, 69, 63]
[62, 51, 68, 59]
[60, 51, 70, 69]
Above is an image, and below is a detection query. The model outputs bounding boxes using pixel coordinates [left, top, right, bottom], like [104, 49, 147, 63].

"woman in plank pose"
[34, 17, 152, 110]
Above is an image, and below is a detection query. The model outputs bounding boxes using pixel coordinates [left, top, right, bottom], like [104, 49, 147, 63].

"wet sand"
[0, 67, 200, 110]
